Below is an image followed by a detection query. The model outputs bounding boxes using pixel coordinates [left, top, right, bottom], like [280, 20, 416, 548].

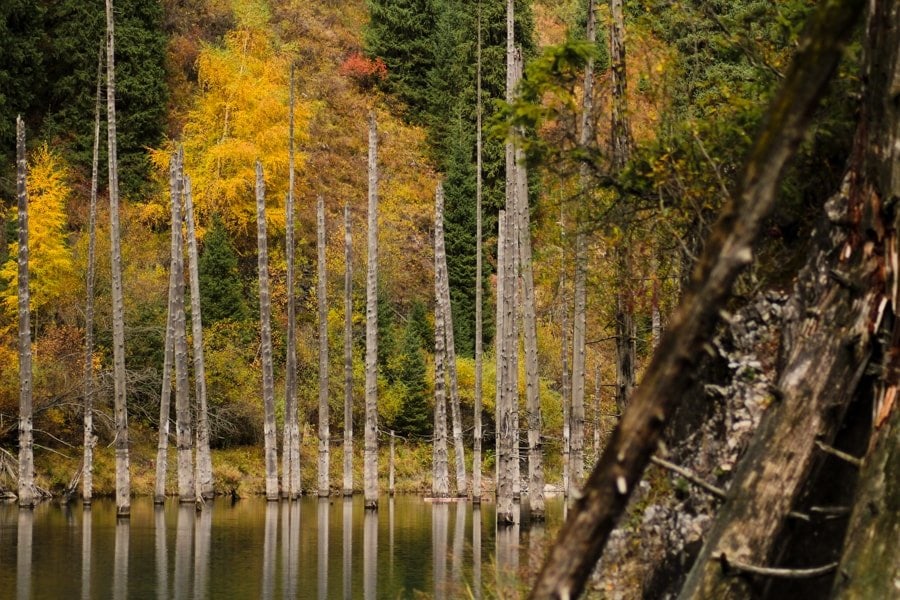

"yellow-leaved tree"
[1, 144, 74, 329]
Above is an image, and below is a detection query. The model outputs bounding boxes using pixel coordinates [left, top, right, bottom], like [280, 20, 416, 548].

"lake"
[0, 494, 566, 599]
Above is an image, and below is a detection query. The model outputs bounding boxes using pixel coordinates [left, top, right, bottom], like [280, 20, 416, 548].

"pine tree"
[393, 322, 431, 438]
[198, 216, 247, 323]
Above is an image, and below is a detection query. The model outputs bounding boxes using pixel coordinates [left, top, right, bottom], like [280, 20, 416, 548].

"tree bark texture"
[106, 0, 131, 517]
[83, 46, 103, 506]
[16, 117, 34, 508]
[172, 151, 195, 503]
[434, 213, 451, 498]
[434, 183, 468, 497]
[343, 203, 354, 496]
[495, 210, 506, 503]
[364, 111, 380, 509]
[183, 175, 213, 500]
[256, 161, 279, 501]
[609, 0, 631, 172]
[614, 250, 636, 414]
[496, 209, 514, 524]
[317, 195, 330, 498]
[284, 64, 301, 499]
[473, 2, 485, 505]
[560, 229, 571, 499]
[529, 0, 864, 595]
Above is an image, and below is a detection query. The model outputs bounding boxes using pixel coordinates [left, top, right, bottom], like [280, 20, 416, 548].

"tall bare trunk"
[364, 112, 379, 509]
[433, 184, 467, 496]
[172, 151, 195, 503]
[609, 0, 631, 172]
[560, 224, 571, 499]
[317, 195, 330, 497]
[614, 252, 636, 413]
[593, 363, 601, 455]
[433, 186, 451, 499]
[388, 431, 395, 495]
[155, 156, 180, 504]
[495, 210, 506, 504]
[343, 204, 354, 496]
[284, 64, 300, 499]
[256, 161, 279, 501]
[472, 1, 484, 505]
[570, 0, 596, 498]
[83, 45, 103, 506]
[16, 117, 34, 509]
[106, 0, 131, 517]
[183, 175, 213, 499]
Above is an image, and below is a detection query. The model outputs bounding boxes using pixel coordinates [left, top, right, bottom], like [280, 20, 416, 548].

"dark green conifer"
[199, 216, 247, 323]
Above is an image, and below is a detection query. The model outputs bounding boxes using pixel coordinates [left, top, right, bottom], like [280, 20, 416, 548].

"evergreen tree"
[377, 283, 398, 381]
[407, 299, 433, 351]
[198, 216, 247, 323]
[392, 321, 432, 438]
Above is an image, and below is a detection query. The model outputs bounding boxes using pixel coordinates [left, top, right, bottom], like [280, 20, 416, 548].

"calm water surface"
[0, 495, 564, 599]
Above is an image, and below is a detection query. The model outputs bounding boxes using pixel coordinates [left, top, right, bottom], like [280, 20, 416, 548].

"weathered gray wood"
[343, 203, 354, 496]
[256, 161, 279, 501]
[529, 0, 863, 594]
[106, 0, 131, 517]
[317, 195, 330, 498]
[496, 209, 514, 523]
[83, 45, 103, 506]
[473, 1, 484, 505]
[284, 64, 300, 500]
[560, 222, 571, 499]
[433, 186, 451, 499]
[16, 116, 34, 509]
[364, 111, 380, 510]
[388, 431, 395, 496]
[593, 363, 601, 455]
[498, 206, 518, 524]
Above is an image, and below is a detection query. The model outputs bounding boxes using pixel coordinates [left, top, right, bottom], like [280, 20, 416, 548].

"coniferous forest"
[1, 0, 898, 597]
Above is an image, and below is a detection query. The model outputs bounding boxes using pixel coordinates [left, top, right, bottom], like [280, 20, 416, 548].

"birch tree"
[106, 0, 130, 516]
[343, 204, 354, 496]
[83, 46, 103, 506]
[256, 161, 279, 501]
[16, 117, 34, 509]
[317, 195, 330, 498]
[472, 0, 484, 505]
[363, 112, 379, 509]
[284, 64, 301, 499]
[183, 175, 213, 499]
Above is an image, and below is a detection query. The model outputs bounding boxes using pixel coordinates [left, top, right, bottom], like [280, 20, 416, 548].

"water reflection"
[286, 501, 300, 600]
[194, 506, 211, 598]
[174, 504, 193, 599]
[432, 504, 448, 599]
[342, 498, 352, 600]
[82, 508, 92, 600]
[317, 499, 329, 600]
[17, 509, 32, 600]
[363, 508, 377, 600]
[472, 505, 482, 600]
[113, 517, 129, 600]
[262, 501, 277, 600]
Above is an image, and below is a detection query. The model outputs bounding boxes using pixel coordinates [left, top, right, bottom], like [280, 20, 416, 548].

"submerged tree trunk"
[434, 183, 468, 497]
[256, 161, 279, 501]
[83, 46, 103, 506]
[343, 204, 354, 496]
[473, 2, 485, 505]
[364, 112, 380, 510]
[172, 151, 195, 503]
[529, 0, 863, 594]
[433, 212, 451, 499]
[496, 209, 514, 524]
[317, 195, 330, 498]
[183, 176, 212, 500]
[106, 0, 130, 517]
[16, 117, 34, 509]
[284, 64, 300, 500]
[498, 207, 518, 524]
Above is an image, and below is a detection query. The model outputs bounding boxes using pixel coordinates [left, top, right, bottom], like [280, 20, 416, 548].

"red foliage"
[339, 52, 387, 89]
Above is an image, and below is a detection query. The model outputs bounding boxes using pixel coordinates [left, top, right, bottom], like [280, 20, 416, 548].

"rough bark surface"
[496, 209, 514, 523]
[434, 218, 451, 498]
[529, 1, 863, 594]
[317, 195, 330, 498]
[16, 117, 34, 509]
[106, 0, 131, 517]
[343, 204, 354, 496]
[473, 2, 484, 505]
[256, 161, 279, 501]
[609, 0, 632, 172]
[284, 64, 301, 499]
[364, 112, 380, 509]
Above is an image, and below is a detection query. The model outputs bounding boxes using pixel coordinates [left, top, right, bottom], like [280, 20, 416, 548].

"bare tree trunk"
[651, 254, 661, 350]
[364, 111, 380, 510]
[317, 195, 330, 497]
[560, 237, 571, 500]
[434, 183, 468, 496]
[472, 1, 484, 506]
[388, 431, 395, 496]
[343, 204, 354, 496]
[495, 210, 506, 506]
[614, 252, 636, 413]
[16, 117, 34, 509]
[593, 363, 601, 455]
[433, 214, 451, 498]
[256, 161, 279, 501]
[183, 175, 212, 499]
[171, 151, 195, 503]
[105, 0, 131, 516]
[609, 0, 632, 172]
[570, 0, 596, 500]
[498, 207, 517, 524]
[284, 64, 300, 500]
[83, 45, 103, 506]
[155, 156, 180, 504]
[529, 0, 863, 594]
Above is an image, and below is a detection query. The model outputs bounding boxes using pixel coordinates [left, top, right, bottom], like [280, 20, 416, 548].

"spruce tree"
[198, 216, 247, 323]
[393, 322, 431, 438]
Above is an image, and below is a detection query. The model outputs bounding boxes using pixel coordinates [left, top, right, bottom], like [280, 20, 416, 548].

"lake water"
[0, 495, 565, 599]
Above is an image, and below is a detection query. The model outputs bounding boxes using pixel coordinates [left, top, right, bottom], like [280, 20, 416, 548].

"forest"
[1, 0, 897, 598]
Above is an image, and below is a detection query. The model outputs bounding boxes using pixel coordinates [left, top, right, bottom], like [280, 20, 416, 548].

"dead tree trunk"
[83, 45, 103, 506]
[434, 183, 468, 497]
[343, 204, 354, 496]
[529, 1, 863, 595]
[172, 152, 195, 503]
[472, 2, 485, 505]
[364, 111, 380, 510]
[593, 363, 601, 455]
[433, 215, 451, 499]
[106, 0, 131, 517]
[560, 216, 571, 499]
[496, 209, 514, 523]
[498, 206, 518, 524]
[183, 175, 213, 499]
[155, 156, 180, 504]
[16, 117, 34, 509]
[609, 0, 632, 173]
[256, 161, 279, 501]
[317, 195, 330, 498]
[284, 64, 300, 500]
